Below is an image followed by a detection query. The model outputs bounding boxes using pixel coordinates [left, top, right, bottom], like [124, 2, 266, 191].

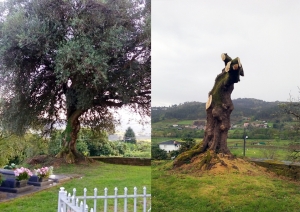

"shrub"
[151, 145, 168, 160]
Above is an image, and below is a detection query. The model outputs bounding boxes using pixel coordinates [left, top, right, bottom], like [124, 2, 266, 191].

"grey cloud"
[152, 0, 300, 106]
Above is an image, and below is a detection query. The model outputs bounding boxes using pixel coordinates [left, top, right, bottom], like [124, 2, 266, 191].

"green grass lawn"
[152, 160, 300, 212]
[152, 119, 197, 129]
[227, 138, 290, 160]
[0, 162, 151, 212]
[230, 147, 288, 160]
[176, 120, 194, 125]
[227, 138, 291, 147]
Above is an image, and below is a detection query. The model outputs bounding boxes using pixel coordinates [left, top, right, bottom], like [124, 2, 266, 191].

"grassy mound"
[173, 151, 266, 177]
[152, 158, 300, 212]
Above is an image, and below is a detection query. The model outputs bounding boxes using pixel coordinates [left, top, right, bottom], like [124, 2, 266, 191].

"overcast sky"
[152, 0, 300, 106]
[115, 107, 150, 135]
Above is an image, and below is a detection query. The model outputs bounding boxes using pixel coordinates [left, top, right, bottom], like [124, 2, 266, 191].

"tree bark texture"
[174, 53, 244, 167]
[56, 109, 85, 163]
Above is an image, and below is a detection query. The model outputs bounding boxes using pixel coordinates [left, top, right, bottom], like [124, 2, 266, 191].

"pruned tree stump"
[174, 53, 244, 168]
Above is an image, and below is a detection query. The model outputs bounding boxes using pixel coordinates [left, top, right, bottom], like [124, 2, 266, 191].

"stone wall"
[250, 159, 300, 180]
[89, 157, 151, 166]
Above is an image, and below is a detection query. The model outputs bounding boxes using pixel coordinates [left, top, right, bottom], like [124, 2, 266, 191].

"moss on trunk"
[174, 53, 244, 168]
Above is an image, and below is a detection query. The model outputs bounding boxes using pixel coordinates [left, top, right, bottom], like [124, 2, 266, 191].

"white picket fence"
[57, 186, 151, 212]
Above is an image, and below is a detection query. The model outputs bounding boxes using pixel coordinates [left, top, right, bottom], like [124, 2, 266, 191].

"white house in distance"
[159, 140, 183, 152]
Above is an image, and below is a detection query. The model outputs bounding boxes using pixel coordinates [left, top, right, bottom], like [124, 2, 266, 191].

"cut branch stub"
[206, 95, 212, 110]
[225, 61, 231, 72]
[221, 53, 232, 66]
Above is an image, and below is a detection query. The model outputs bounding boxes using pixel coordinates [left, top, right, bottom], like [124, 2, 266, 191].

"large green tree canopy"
[0, 0, 150, 162]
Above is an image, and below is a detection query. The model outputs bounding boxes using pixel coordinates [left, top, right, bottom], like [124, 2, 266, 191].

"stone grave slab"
[0, 169, 33, 193]
[28, 175, 53, 187]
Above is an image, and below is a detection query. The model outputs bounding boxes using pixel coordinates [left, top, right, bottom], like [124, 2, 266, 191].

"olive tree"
[0, 0, 150, 163]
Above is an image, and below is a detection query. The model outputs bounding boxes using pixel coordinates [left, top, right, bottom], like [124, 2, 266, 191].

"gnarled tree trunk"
[56, 109, 85, 163]
[174, 53, 244, 167]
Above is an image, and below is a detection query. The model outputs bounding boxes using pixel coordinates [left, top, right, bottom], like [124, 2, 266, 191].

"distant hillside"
[152, 98, 286, 123]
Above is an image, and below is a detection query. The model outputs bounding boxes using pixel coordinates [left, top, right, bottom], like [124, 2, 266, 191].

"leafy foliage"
[48, 131, 63, 156]
[49, 128, 149, 157]
[158, 137, 197, 159]
[3, 163, 17, 170]
[124, 141, 150, 157]
[179, 137, 196, 153]
[0, 129, 48, 167]
[0, 134, 28, 167]
[151, 145, 168, 160]
[124, 126, 136, 143]
[0, 0, 150, 138]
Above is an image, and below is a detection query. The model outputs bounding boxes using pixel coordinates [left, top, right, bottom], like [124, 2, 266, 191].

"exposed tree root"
[56, 150, 91, 164]
[172, 150, 243, 176]
[173, 143, 204, 167]
[198, 151, 214, 170]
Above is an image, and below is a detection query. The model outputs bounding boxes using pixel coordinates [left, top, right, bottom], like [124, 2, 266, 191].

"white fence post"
[133, 187, 137, 212]
[124, 187, 128, 212]
[104, 187, 108, 212]
[143, 186, 147, 212]
[58, 187, 65, 212]
[83, 188, 87, 212]
[80, 201, 84, 212]
[114, 187, 118, 212]
[93, 188, 97, 212]
[73, 188, 77, 207]
[76, 198, 79, 207]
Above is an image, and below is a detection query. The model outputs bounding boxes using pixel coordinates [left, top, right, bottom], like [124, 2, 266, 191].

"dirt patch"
[26, 155, 94, 169]
[172, 151, 269, 177]
[26, 155, 66, 168]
